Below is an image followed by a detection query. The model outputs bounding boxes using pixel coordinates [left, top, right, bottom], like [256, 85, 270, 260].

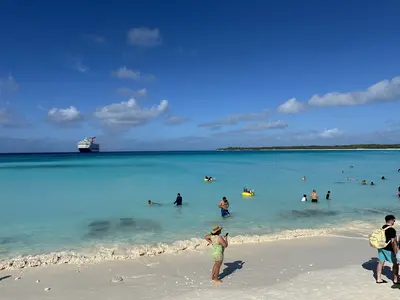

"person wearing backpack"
[376, 215, 398, 284]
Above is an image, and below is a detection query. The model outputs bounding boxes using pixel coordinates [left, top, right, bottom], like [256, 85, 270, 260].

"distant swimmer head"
[303, 194, 307, 198]
[398, 169, 400, 172]
[381, 176, 386, 180]
[302, 176, 306, 180]
[148, 200, 152, 205]
[371, 181, 374, 185]
[177, 193, 181, 196]
[223, 196, 227, 200]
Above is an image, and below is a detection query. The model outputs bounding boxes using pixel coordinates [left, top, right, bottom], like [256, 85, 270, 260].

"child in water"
[326, 191, 331, 200]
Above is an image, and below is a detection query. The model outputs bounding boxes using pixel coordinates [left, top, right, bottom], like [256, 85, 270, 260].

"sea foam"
[0, 220, 374, 270]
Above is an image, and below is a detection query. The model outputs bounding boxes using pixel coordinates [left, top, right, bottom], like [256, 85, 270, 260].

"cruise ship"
[77, 137, 100, 153]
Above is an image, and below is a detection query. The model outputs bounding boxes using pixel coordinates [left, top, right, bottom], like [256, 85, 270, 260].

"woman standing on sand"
[205, 225, 228, 282]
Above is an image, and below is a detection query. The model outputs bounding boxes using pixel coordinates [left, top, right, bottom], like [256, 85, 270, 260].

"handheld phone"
[225, 233, 229, 237]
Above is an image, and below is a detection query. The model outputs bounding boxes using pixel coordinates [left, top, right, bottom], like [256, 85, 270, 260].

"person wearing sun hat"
[205, 225, 229, 283]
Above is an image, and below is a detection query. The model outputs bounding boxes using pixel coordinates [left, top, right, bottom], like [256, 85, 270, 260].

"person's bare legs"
[211, 262, 218, 280]
[212, 261, 223, 282]
[393, 263, 399, 283]
[376, 261, 384, 282]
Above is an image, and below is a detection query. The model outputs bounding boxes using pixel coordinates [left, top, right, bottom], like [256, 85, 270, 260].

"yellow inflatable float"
[242, 191, 255, 196]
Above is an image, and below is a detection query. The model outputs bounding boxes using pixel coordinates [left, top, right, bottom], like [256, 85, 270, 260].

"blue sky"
[0, 0, 400, 152]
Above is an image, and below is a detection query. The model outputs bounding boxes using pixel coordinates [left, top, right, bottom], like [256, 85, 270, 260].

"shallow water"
[0, 150, 399, 259]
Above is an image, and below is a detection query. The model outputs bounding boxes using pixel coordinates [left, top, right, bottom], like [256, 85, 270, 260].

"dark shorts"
[311, 199, 318, 203]
[221, 209, 230, 217]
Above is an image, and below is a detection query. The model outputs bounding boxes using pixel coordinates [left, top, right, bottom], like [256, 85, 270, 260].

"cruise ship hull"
[78, 144, 100, 153]
[78, 148, 99, 153]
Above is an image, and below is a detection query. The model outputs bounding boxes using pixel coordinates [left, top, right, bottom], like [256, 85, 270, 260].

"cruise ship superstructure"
[77, 137, 100, 153]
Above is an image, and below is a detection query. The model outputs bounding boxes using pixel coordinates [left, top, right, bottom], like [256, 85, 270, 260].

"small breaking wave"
[0, 220, 376, 270]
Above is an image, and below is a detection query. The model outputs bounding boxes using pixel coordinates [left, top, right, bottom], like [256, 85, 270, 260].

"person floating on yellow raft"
[204, 176, 214, 182]
[242, 187, 255, 196]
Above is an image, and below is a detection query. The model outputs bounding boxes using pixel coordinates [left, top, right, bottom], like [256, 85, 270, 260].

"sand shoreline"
[1, 232, 399, 300]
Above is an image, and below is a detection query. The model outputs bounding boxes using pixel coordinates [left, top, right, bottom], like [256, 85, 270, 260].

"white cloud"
[74, 61, 89, 73]
[117, 87, 147, 97]
[164, 116, 188, 125]
[112, 67, 140, 80]
[211, 120, 287, 137]
[198, 111, 269, 129]
[277, 98, 305, 114]
[47, 106, 83, 124]
[291, 128, 343, 140]
[318, 128, 343, 138]
[243, 120, 288, 131]
[127, 27, 162, 47]
[136, 88, 147, 96]
[309, 77, 400, 106]
[94, 98, 168, 130]
[0, 108, 26, 128]
[277, 76, 400, 113]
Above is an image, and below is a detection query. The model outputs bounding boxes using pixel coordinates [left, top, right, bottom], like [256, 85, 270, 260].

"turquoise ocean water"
[1, 150, 400, 259]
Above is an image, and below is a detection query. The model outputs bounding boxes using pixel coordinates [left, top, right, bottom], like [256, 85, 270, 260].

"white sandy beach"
[1, 234, 399, 300]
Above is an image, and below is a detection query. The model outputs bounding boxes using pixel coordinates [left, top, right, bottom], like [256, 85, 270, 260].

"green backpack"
[369, 226, 392, 249]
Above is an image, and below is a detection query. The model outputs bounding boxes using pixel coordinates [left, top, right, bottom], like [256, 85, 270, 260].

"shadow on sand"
[362, 257, 393, 281]
[0, 275, 11, 281]
[219, 260, 245, 280]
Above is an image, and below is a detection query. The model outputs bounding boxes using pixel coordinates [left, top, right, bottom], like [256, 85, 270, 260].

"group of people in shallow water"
[360, 176, 386, 186]
[148, 193, 232, 219]
[301, 190, 331, 203]
[147, 193, 183, 206]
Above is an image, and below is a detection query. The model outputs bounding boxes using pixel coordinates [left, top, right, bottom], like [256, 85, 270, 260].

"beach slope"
[0, 236, 398, 300]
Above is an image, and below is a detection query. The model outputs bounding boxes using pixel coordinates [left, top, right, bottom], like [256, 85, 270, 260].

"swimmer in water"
[326, 191, 331, 200]
[301, 194, 307, 202]
[148, 200, 161, 205]
[361, 180, 367, 185]
[302, 176, 306, 181]
[371, 181, 375, 186]
[398, 186, 400, 198]
[218, 197, 230, 218]
[310, 190, 318, 203]
[381, 176, 386, 180]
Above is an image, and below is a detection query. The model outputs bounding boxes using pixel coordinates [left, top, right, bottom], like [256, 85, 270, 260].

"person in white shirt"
[301, 194, 307, 202]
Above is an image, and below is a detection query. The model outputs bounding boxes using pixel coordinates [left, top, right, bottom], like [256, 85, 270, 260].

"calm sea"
[0, 150, 400, 258]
